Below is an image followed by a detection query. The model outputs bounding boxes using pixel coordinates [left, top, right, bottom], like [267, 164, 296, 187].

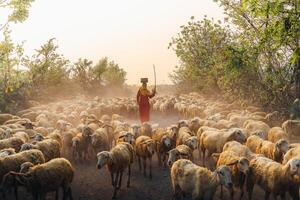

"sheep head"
[142, 140, 156, 155]
[275, 139, 289, 154]
[287, 157, 300, 176]
[184, 136, 198, 150]
[20, 143, 34, 151]
[161, 135, 172, 148]
[167, 149, 180, 167]
[215, 165, 233, 188]
[228, 129, 246, 143]
[97, 151, 111, 169]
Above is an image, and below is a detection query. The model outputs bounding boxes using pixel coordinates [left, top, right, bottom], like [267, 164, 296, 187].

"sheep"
[47, 131, 63, 147]
[0, 114, 14, 125]
[20, 139, 61, 162]
[244, 120, 270, 137]
[0, 137, 24, 152]
[200, 129, 246, 166]
[13, 131, 30, 143]
[140, 122, 153, 137]
[246, 135, 264, 153]
[282, 120, 300, 138]
[167, 145, 193, 167]
[135, 136, 156, 178]
[170, 159, 233, 200]
[213, 150, 249, 200]
[100, 124, 114, 149]
[0, 148, 15, 158]
[268, 127, 288, 143]
[34, 126, 49, 137]
[72, 134, 85, 161]
[1, 158, 74, 200]
[246, 157, 300, 200]
[130, 124, 141, 138]
[265, 111, 282, 127]
[258, 139, 289, 163]
[289, 143, 300, 149]
[176, 127, 198, 150]
[0, 149, 45, 183]
[282, 146, 300, 165]
[116, 131, 135, 146]
[177, 120, 189, 129]
[223, 141, 261, 160]
[152, 129, 173, 168]
[97, 142, 134, 199]
[91, 128, 110, 154]
[188, 117, 201, 135]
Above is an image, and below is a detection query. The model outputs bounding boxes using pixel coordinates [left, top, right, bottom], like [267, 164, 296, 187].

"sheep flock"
[0, 93, 300, 200]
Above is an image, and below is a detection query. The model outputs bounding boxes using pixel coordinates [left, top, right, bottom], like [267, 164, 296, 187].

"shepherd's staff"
[153, 64, 156, 92]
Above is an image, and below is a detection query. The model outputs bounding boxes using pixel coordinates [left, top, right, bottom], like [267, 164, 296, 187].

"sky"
[4, 0, 225, 84]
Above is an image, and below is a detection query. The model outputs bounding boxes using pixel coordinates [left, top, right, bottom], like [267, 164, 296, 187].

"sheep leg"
[157, 151, 162, 167]
[117, 171, 123, 189]
[14, 186, 18, 200]
[112, 172, 120, 199]
[68, 187, 73, 200]
[149, 157, 152, 179]
[202, 148, 206, 166]
[138, 156, 141, 171]
[239, 174, 246, 200]
[288, 184, 299, 200]
[246, 176, 254, 200]
[220, 185, 223, 199]
[55, 189, 59, 200]
[127, 165, 131, 187]
[110, 173, 115, 186]
[264, 191, 270, 200]
[279, 192, 285, 200]
[143, 158, 147, 177]
[162, 153, 167, 169]
[172, 184, 182, 200]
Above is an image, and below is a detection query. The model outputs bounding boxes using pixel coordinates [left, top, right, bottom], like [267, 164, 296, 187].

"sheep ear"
[212, 153, 220, 162]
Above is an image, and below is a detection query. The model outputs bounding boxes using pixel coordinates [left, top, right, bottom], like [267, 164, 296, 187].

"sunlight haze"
[8, 0, 224, 84]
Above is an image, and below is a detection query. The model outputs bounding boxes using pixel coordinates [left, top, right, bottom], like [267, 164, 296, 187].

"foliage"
[170, 0, 300, 108]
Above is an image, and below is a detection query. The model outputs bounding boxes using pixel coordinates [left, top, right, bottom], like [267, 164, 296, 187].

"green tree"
[24, 38, 70, 91]
[102, 61, 127, 87]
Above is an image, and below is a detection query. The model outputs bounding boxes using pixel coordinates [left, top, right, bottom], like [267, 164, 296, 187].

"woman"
[136, 78, 156, 123]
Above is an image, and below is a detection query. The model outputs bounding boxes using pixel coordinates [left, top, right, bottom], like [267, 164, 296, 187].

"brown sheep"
[267, 127, 288, 143]
[246, 157, 300, 200]
[245, 135, 264, 153]
[1, 158, 74, 200]
[282, 120, 300, 138]
[171, 159, 233, 200]
[135, 136, 156, 178]
[167, 145, 193, 167]
[0, 149, 45, 182]
[0, 148, 16, 158]
[223, 141, 262, 160]
[91, 128, 110, 154]
[20, 139, 61, 162]
[243, 120, 270, 137]
[97, 142, 134, 199]
[140, 122, 152, 137]
[213, 150, 249, 200]
[176, 127, 198, 150]
[0, 137, 24, 152]
[258, 139, 289, 163]
[152, 129, 173, 168]
[200, 129, 246, 166]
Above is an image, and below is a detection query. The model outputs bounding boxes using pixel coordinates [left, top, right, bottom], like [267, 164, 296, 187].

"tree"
[102, 61, 126, 87]
[24, 38, 70, 91]
[168, 17, 231, 91]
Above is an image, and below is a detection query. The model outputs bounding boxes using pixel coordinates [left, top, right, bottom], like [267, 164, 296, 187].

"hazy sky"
[6, 0, 224, 84]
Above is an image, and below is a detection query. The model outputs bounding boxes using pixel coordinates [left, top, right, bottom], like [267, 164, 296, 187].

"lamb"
[246, 157, 300, 200]
[282, 120, 300, 138]
[97, 142, 134, 199]
[213, 150, 249, 199]
[20, 139, 61, 162]
[167, 145, 193, 166]
[176, 127, 198, 150]
[0, 137, 24, 152]
[258, 139, 289, 163]
[0, 149, 45, 182]
[152, 129, 173, 168]
[200, 129, 246, 166]
[1, 158, 74, 200]
[135, 136, 156, 178]
[267, 127, 288, 143]
[170, 159, 233, 200]
[0, 148, 16, 158]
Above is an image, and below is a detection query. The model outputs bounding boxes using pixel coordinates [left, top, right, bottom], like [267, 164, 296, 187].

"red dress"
[136, 87, 155, 123]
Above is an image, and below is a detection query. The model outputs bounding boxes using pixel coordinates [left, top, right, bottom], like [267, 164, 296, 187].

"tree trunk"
[296, 57, 300, 99]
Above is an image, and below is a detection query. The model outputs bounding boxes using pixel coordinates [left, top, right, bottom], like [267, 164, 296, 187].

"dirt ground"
[4, 113, 299, 200]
